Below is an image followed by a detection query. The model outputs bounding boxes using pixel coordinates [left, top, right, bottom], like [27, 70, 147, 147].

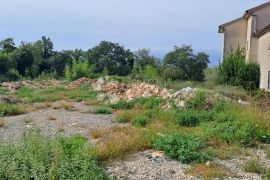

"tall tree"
[164, 45, 209, 81]
[0, 38, 16, 53]
[88, 41, 134, 76]
[134, 48, 157, 68]
[41, 36, 54, 59]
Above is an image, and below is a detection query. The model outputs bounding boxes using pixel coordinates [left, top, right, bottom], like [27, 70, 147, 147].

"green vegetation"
[92, 107, 112, 114]
[0, 103, 23, 116]
[219, 48, 260, 91]
[151, 133, 210, 163]
[65, 60, 91, 81]
[0, 131, 107, 179]
[132, 115, 148, 127]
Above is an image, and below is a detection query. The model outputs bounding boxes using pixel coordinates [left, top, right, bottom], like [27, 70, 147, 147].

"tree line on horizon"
[0, 36, 210, 82]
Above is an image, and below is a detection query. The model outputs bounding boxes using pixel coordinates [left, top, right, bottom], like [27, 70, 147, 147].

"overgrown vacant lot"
[0, 77, 270, 179]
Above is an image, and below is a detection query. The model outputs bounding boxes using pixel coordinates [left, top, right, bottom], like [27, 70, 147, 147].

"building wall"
[223, 19, 247, 58]
[258, 31, 270, 90]
[246, 5, 270, 63]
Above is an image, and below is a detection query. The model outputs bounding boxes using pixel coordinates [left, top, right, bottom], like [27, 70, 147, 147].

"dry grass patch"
[266, 148, 270, 159]
[48, 115, 57, 121]
[207, 145, 251, 160]
[185, 163, 233, 180]
[97, 126, 150, 161]
[23, 118, 33, 124]
[0, 119, 6, 128]
[89, 128, 107, 139]
[57, 126, 65, 132]
[53, 101, 75, 110]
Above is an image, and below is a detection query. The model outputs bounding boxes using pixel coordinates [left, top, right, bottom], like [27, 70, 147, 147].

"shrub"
[151, 133, 210, 163]
[186, 91, 206, 110]
[0, 131, 107, 179]
[0, 88, 8, 95]
[110, 100, 131, 110]
[65, 60, 90, 81]
[6, 69, 21, 81]
[132, 115, 148, 127]
[92, 107, 112, 114]
[142, 65, 159, 81]
[175, 111, 200, 127]
[116, 112, 131, 123]
[218, 48, 260, 91]
[0, 104, 23, 117]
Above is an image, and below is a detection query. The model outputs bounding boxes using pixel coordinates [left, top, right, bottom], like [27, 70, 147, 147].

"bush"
[0, 104, 23, 117]
[151, 133, 210, 163]
[186, 91, 206, 110]
[215, 112, 236, 123]
[93, 107, 112, 114]
[219, 48, 260, 91]
[132, 115, 148, 127]
[175, 111, 200, 127]
[116, 112, 131, 123]
[6, 69, 21, 81]
[142, 65, 159, 81]
[110, 100, 131, 110]
[65, 60, 91, 81]
[0, 131, 107, 179]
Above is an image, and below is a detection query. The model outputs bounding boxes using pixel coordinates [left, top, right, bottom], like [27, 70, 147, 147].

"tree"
[12, 43, 35, 76]
[49, 51, 73, 75]
[0, 38, 16, 53]
[164, 45, 209, 81]
[134, 49, 157, 68]
[88, 41, 134, 76]
[41, 36, 54, 59]
[0, 53, 12, 75]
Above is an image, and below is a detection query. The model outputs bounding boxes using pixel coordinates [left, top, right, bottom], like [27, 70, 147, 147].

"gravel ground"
[0, 102, 117, 141]
[105, 150, 197, 180]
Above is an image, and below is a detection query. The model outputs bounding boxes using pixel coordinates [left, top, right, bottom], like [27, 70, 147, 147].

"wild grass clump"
[0, 103, 23, 116]
[185, 163, 233, 179]
[110, 100, 131, 110]
[92, 107, 112, 114]
[132, 115, 148, 127]
[0, 119, 5, 127]
[243, 160, 265, 174]
[97, 126, 150, 161]
[0, 131, 107, 179]
[175, 111, 200, 127]
[186, 91, 207, 110]
[0, 88, 8, 95]
[151, 133, 210, 164]
[115, 111, 132, 123]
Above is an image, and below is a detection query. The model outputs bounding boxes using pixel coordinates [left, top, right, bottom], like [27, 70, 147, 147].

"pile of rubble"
[66, 77, 94, 89]
[124, 82, 170, 100]
[0, 80, 60, 92]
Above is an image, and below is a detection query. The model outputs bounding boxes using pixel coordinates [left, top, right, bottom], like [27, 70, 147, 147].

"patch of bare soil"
[0, 102, 117, 142]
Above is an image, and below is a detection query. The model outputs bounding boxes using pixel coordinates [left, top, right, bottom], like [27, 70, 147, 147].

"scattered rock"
[0, 96, 23, 104]
[238, 99, 250, 105]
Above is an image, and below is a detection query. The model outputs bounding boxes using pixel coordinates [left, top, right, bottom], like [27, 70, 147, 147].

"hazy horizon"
[0, 0, 268, 66]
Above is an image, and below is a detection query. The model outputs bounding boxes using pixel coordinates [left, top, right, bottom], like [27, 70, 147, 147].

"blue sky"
[0, 0, 268, 65]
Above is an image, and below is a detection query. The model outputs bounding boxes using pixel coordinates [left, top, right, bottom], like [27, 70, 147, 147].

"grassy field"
[0, 78, 270, 179]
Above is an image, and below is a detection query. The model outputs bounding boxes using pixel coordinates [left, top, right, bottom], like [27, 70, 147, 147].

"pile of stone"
[0, 80, 60, 92]
[124, 82, 170, 100]
[66, 77, 94, 89]
[0, 95, 23, 104]
[92, 78, 129, 95]
[171, 87, 196, 107]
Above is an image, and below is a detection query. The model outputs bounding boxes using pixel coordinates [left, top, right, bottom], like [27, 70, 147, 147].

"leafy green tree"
[0, 38, 16, 53]
[88, 41, 134, 76]
[12, 43, 35, 76]
[0, 53, 12, 75]
[49, 51, 73, 76]
[134, 49, 157, 68]
[143, 65, 159, 81]
[164, 45, 209, 81]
